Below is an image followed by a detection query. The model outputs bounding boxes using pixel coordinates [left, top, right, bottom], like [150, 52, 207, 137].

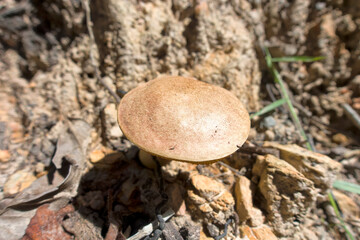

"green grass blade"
[271, 56, 325, 62]
[328, 192, 355, 240]
[328, 191, 342, 219]
[333, 180, 360, 195]
[264, 47, 312, 150]
[264, 47, 273, 69]
[250, 98, 286, 119]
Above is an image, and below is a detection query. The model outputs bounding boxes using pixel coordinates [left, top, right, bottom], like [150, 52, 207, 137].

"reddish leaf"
[22, 204, 75, 240]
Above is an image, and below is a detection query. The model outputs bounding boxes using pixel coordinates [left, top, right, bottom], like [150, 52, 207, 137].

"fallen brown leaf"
[22, 204, 75, 240]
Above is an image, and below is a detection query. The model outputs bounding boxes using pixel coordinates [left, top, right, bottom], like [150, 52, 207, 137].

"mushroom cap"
[117, 76, 250, 163]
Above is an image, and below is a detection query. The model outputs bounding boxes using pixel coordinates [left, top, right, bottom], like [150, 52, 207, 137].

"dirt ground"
[0, 0, 360, 239]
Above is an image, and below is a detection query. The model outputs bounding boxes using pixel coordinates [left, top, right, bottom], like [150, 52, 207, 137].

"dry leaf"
[22, 204, 75, 240]
[0, 119, 91, 239]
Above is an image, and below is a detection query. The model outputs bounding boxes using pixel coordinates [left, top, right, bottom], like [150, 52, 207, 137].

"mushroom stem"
[138, 149, 169, 169]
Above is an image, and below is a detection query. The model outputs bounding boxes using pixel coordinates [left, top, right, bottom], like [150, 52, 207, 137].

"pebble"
[261, 116, 276, 129]
[264, 130, 275, 141]
[187, 174, 234, 225]
[35, 162, 47, 178]
[332, 133, 349, 145]
[89, 149, 105, 163]
[103, 103, 123, 138]
[240, 225, 278, 240]
[89, 147, 125, 167]
[264, 141, 343, 192]
[315, 2, 326, 10]
[234, 176, 264, 226]
[206, 223, 219, 237]
[167, 183, 186, 216]
[110, 125, 123, 138]
[0, 149, 11, 162]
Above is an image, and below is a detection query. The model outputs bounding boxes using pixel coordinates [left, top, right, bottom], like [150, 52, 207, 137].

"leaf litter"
[0, 119, 91, 240]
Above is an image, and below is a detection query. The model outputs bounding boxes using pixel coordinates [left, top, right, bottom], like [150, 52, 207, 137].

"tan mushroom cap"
[117, 76, 250, 163]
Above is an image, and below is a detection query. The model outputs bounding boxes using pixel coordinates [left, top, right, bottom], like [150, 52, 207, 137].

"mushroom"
[117, 76, 250, 165]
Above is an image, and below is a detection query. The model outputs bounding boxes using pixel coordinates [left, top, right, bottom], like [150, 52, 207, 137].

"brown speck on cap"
[117, 76, 250, 163]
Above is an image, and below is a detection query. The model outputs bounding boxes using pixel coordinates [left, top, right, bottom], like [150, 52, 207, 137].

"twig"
[217, 161, 244, 178]
[266, 83, 278, 103]
[82, 0, 121, 104]
[342, 103, 360, 131]
[237, 145, 280, 158]
[0, 3, 29, 18]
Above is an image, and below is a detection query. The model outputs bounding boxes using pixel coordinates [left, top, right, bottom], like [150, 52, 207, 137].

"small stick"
[82, 0, 121, 104]
[237, 145, 280, 158]
[342, 103, 360, 131]
[217, 161, 244, 178]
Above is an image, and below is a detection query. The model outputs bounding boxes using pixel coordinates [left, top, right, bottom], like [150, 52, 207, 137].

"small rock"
[162, 222, 184, 240]
[352, 97, 360, 110]
[179, 225, 200, 240]
[0, 149, 11, 162]
[110, 125, 123, 138]
[235, 176, 264, 226]
[103, 103, 124, 149]
[264, 130, 275, 141]
[332, 133, 349, 145]
[350, 75, 360, 96]
[263, 142, 343, 194]
[240, 225, 278, 240]
[103, 103, 123, 136]
[89, 149, 105, 163]
[315, 2, 326, 10]
[260, 116, 276, 129]
[252, 154, 316, 237]
[173, 215, 201, 240]
[337, 14, 356, 36]
[89, 147, 125, 167]
[206, 223, 219, 237]
[35, 162, 47, 178]
[187, 174, 234, 225]
[190, 175, 233, 208]
[35, 162, 45, 173]
[247, 128, 257, 141]
[4, 169, 37, 197]
[176, 201, 186, 216]
[167, 183, 186, 216]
